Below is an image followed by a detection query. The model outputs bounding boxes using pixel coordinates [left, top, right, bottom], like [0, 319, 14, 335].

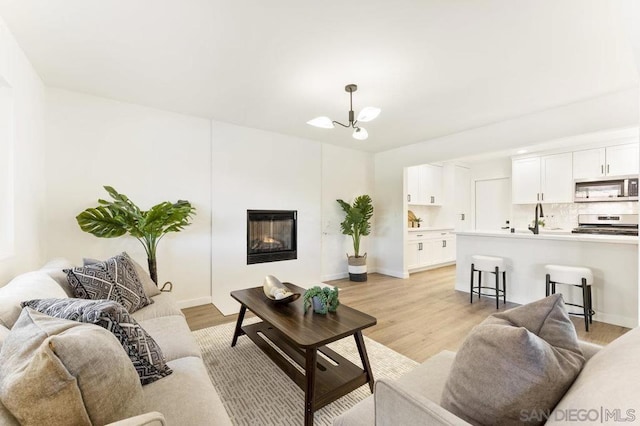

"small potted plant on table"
[303, 286, 339, 314]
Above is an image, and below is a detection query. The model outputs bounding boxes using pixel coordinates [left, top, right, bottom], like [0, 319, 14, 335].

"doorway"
[475, 178, 511, 230]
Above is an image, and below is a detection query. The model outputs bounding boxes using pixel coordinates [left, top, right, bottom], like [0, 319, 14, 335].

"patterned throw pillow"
[64, 252, 153, 313]
[22, 298, 172, 385]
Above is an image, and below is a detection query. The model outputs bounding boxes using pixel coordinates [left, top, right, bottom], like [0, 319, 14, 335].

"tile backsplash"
[511, 202, 638, 230]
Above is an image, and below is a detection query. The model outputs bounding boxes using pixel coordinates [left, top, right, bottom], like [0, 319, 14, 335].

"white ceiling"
[0, 0, 637, 153]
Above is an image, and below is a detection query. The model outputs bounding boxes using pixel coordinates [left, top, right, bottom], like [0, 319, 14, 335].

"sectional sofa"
[0, 258, 232, 425]
[335, 295, 639, 425]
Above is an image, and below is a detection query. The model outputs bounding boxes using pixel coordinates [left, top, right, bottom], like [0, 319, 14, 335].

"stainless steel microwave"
[574, 175, 639, 202]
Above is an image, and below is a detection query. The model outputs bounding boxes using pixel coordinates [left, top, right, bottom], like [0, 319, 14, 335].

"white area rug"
[193, 319, 418, 425]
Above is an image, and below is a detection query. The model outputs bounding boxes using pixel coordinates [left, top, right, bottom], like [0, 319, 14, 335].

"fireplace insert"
[247, 210, 297, 264]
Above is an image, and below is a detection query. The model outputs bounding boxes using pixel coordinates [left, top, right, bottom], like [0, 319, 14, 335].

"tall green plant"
[336, 195, 373, 258]
[76, 186, 196, 284]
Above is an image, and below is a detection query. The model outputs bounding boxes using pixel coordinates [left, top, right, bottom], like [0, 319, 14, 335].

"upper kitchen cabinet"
[512, 157, 541, 204]
[454, 165, 471, 231]
[407, 164, 443, 205]
[512, 153, 573, 204]
[573, 143, 639, 179]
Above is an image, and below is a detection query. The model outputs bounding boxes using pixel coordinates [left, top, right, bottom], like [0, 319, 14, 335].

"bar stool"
[470, 255, 506, 309]
[545, 265, 594, 332]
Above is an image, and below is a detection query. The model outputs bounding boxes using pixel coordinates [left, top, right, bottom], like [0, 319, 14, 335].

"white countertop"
[456, 229, 638, 245]
[407, 227, 454, 232]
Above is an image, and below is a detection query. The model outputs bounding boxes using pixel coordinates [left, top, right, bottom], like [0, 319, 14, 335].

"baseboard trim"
[177, 296, 212, 309]
[375, 268, 408, 279]
[321, 272, 349, 281]
[409, 261, 455, 275]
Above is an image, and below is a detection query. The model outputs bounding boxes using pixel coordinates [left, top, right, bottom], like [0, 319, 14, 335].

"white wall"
[321, 144, 375, 281]
[44, 89, 212, 308]
[375, 88, 639, 278]
[43, 90, 376, 314]
[0, 17, 46, 284]
[211, 121, 323, 315]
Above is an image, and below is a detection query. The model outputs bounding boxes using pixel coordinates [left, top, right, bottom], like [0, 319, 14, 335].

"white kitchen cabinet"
[540, 153, 573, 203]
[406, 241, 421, 270]
[407, 166, 422, 204]
[407, 230, 455, 272]
[573, 143, 639, 179]
[423, 164, 443, 205]
[407, 164, 443, 205]
[573, 148, 605, 179]
[512, 157, 541, 204]
[512, 153, 572, 204]
[605, 144, 639, 176]
[454, 166, 471, 231]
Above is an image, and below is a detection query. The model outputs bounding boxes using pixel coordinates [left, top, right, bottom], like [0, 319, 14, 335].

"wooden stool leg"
[469, 264, 475, 304]
[502, 271, 506, 304]
[582, 278, 589, 332]
[494, 266, 499, 309]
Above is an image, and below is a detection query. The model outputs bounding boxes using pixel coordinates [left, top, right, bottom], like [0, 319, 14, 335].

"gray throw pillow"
[441, 294, 585, 426]
[0, 308, 144, 425]
[65, 252, 153, 313]
[23, 298, 172, 385]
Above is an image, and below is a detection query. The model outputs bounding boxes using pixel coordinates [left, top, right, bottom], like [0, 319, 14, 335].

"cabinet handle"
[418, 242, 423, 250]
[417, 234, 423, 237]
[607, 164, 610, 174]
[430, 196, 435, 204]
[442, 240, 446, 248]
[407, 194, 411, 202]
[601, 165, 604, 174]
[541, 193, 544, 201]
[461, 213, 465, 221]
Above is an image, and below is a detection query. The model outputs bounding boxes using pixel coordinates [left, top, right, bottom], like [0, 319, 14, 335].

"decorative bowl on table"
[263, 275, 300, 304]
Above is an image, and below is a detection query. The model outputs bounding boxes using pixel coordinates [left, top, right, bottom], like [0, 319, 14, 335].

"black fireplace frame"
[246, 210, 297, 265]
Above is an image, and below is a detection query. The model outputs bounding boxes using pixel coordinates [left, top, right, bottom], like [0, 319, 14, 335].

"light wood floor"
[183, 265, 629, 363]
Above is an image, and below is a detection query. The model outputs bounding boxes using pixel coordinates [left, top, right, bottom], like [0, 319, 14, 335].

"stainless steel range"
[572, 214, 638, 236]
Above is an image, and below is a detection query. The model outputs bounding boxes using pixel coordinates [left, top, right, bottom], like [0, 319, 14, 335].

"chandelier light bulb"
[356, 107, 381, 123]
[306, 116, 334, 129]
[352, 127, 368, 140]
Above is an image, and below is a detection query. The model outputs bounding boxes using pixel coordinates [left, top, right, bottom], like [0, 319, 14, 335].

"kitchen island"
[456, 230, 638, 328]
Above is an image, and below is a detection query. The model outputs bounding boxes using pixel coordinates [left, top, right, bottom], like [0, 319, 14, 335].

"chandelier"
[307, 84, 380, 140]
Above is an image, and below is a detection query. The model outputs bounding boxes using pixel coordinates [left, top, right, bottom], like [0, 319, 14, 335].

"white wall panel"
[44, 89, 212, 308]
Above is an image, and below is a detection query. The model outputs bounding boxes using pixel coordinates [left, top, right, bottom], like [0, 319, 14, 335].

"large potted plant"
[76, 186, 196, 285]
[336, 195, 373, 282]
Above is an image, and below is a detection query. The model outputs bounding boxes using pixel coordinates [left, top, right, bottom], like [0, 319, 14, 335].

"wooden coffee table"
[230, 284, 377, 426]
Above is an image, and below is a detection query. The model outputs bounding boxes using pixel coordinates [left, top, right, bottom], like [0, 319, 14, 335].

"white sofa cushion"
[142, 356, 232, 426]
[39, 257, 77, 297]
[0, 271, 68, 328]
[132, 292, 184, 322]
[137, 315, 201, 362]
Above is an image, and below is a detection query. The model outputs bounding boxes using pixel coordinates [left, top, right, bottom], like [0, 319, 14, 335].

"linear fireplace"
[247, 210, 297, 264]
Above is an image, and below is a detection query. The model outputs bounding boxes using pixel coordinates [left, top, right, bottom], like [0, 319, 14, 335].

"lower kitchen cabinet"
[407, 230, 455, 272]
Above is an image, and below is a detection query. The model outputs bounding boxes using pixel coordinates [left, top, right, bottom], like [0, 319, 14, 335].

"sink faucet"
[528, 203, 544, 234]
